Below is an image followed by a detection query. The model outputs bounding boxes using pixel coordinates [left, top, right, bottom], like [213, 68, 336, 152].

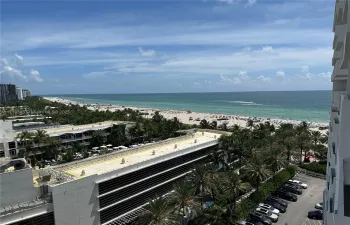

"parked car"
[249, 212, 273, 225]
[258, 203, 280, 215]
[285, 181, 303, 189]
[255, 208, 279, 222]
[245, 219, 264, 225]
[280, 185, 303, 195]
[263, 199, 287, 213]
[236, 221, 255, 225]
[308, 210, 323, 220]
[315, 202, 324, 210]
[273, 190, 298, 202]
[266, 196, 288, 208]
[288, 179, 308, 189]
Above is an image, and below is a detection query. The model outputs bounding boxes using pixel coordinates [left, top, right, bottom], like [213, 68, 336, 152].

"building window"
[0, 151, 5, 157]
[331, 168, 336, 183]
[332, 143, 336, 154]
[9, 149, 16, 156]
[344, 185, 350, 217]
[330, 197, 334, 213]
[8, 142, 16, 149]
[328, 181, 330, 190]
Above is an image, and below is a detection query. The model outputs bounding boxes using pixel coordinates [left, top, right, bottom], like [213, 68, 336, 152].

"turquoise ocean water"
[47, 91, 331, 122]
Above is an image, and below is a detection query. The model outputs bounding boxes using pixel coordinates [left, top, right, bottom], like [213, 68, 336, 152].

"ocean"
[47, 91, 331, 122]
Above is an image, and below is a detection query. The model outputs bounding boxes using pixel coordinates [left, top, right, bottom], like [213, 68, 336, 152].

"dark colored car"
[266, 196, 288, 208]
[308, 210, 323, 220]
[248, 212, 273, 225]
[263, 200, 287, 213]
[273, 190, 298, 202]
[285, 181, 302, 189]
[280, 185, 303, 195]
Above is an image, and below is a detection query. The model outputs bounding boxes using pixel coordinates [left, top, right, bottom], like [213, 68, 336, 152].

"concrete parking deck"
[275, 173, 325, 225]
[53, 131, 220, 178]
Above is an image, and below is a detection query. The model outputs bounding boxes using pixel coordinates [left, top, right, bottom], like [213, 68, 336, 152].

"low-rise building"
[0, 130, 221, 225]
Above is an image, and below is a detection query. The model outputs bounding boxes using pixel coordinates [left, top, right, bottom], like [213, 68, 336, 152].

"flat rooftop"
[53, 131, 220, 179]
[16, 121, 129, 136]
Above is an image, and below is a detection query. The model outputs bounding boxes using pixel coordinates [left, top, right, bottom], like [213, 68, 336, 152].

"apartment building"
[0, 84, 17, 103]
[0, 130, 221, 225]
[324, 0, 350, 225]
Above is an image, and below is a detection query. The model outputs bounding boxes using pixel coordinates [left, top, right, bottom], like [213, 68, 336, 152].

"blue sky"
[0, 0, 335, 94]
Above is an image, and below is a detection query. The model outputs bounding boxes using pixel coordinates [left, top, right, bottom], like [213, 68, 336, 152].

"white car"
[315, 202, 323, 210]
[258, 203, 280, 215]
[255, 207, 279, 222]
[289, 179, 308, 189]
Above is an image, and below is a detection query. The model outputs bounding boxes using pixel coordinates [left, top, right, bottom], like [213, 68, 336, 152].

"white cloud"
[82, 71, 117, 79]
[262, 46, 273, 52]
[0, 54, 43, 83]
[256, 75, 272, 82]
[246, 0, 257, 6]
[217, 0, 256, 6]
[297, 66, 331, 81]
[276, 71, 285, 78]
[30, 69, 43, 82]
[14, 53, 24, 61]
[138, 47, 155, 57]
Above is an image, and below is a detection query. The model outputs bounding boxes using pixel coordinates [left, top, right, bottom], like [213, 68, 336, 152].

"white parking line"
[301, 218, 322, 225]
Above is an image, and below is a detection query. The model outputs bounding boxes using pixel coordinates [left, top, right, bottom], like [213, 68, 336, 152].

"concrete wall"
[50, 174, 99, 225]
[0, 169, 38, 208]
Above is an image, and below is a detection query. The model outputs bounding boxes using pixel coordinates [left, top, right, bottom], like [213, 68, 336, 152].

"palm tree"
[219, 171, 251, 221]
[311, 130, 322, 150]
[16, 131, 34, 160]
[295, 125, 311, 165]
[168, 181, 201, 221]
[199, 119, 210, 129]
[246, 119, 254, 130]
[33, 130, 49, 164]
[133, 196, 178, 225]
[187, 164, 216, 204]
[45, 137, 62, 161]
[243, 153, 271, 190]
[264, 144, 287, 173]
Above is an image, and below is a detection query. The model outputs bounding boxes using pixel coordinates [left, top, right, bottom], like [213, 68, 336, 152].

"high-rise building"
[16, 87, 23, 100]
[0, 84, 18, 103]
[324, 0, 350, 225]
[22, 89, 32, 99]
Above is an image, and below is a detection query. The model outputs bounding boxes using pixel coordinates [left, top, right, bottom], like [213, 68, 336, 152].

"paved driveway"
[274, 173, 325, 225]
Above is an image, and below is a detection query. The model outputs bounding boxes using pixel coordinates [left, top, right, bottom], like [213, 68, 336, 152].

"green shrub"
[237, 166, 296, 220]
[300, 163, 326, 175]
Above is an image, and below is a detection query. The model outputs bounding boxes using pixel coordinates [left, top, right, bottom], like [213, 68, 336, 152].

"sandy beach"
[43, 97, 329, 134]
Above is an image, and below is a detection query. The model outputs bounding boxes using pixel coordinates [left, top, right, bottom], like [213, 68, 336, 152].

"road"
[274, 173, 325, 225]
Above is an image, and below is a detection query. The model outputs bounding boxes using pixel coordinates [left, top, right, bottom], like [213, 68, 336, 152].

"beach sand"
[43, 97, 329, 134]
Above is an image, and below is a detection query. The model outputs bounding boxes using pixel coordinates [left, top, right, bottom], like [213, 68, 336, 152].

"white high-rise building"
[16, 87, 23, 100]
[324, 0, 350, 225]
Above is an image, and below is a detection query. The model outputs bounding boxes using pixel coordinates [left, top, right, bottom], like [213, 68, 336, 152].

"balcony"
[334, 24, 347, 50]
[332, 59, 349, 80]
[333, 48, 342, 66]
[340, 32, 349, 69]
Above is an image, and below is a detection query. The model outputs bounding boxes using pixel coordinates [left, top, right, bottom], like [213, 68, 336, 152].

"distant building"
[0, 84, 18, 103]
[324, 1, 350, 225]
[16, 87, 23, 100]
[22, 89, 32, 99]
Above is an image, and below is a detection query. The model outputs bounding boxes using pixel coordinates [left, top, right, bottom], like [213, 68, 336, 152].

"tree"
[33, 130, 49, 165]
[199, 119, 210, 129]
[246, 119, 254, 130]
[90, 130, 106, 147]
[295, 125, 311, 165]
[45, 137, 61, 161]
[108, 124, 127, 146]
[210, 121, 217, 130]
[168, 182, 201, 221]
[264, 143, 286, 173]
[16, 131, 34, 160]
[218, 121, 229, 131]
[219, 171, 251, 221]
[243, 153, 271, 190]
[311, 131, 322, 150]
[133, 196, 178, 225]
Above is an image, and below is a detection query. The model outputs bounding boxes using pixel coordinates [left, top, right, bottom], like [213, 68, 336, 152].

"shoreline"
[43, 97, 329, 133]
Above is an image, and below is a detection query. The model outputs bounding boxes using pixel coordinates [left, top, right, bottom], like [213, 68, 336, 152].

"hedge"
[236, 166, 297, 220]
[300, 163, 327, 175]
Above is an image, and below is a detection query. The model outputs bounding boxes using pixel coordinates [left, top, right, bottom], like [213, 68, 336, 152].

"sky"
[0, 0, 335, 94]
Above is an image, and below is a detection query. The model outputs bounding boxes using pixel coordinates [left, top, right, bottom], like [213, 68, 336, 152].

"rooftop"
[16, 121, 131, 136]
[49, 131, 220, 180]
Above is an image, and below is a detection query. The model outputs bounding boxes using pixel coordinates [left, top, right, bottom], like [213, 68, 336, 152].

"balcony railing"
[0, 195, 52, 216]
